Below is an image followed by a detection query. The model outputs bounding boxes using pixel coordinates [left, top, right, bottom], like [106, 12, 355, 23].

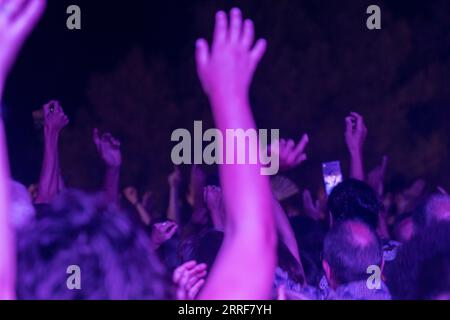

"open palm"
[0, 0, 45, 81]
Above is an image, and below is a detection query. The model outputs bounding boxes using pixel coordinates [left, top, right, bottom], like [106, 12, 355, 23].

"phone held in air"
[322, 161, 343, 196]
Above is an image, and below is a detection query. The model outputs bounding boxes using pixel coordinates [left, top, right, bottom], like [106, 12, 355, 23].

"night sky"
[3, 0, 450, 194]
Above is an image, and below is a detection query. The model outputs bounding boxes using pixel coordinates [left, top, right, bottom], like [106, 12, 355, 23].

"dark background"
[3, 0, 450, 197]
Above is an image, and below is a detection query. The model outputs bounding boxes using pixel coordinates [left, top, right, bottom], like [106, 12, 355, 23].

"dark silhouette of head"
[179, 229, 225, 268]
[387, 222, 450, 300]
[418, 254, 450, 300]
[323, 220, 383, 288]
[328, 179, 382, 229]
[17, 190, 172, 299]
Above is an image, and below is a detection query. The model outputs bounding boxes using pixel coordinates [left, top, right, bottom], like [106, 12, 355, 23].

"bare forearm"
[210, 208, 225, 231]
[35, 131, 60, 204]
[103, 166, 120, 203]
[167, 187, 181, 223]
[211, 95, 273, 232]
[199, 95, 276, 300]
[135, 202, 151, 226]
[0, 118, 15, 300]
[349, 150, 364, 181]
[273, 198, 300, 262]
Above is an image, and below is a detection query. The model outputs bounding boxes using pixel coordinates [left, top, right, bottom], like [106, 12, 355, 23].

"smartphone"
[322, 161, 343, 196]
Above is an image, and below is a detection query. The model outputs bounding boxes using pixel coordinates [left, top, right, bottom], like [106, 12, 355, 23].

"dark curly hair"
[17, 190, 172, 300]
[328, 179, 382, 229]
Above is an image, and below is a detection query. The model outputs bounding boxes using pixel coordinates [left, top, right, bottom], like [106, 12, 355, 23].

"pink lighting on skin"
[0, 0, 46, 300]
[195, 8, 276, 300]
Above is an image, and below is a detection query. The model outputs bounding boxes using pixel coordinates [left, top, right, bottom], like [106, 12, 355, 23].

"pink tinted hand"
[93, 128, 122, 168]
[195, 8, 267, 102]
[0, 0, 46, 82]
[173, 261, 208, 300]
[43, 101, 69, 134]
[345, 112, 367, 155]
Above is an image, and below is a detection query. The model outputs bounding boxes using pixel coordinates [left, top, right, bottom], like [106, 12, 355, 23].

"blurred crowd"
[0, 1, 449, 300]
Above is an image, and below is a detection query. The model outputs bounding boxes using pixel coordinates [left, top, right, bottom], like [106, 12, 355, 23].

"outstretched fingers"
[292, 134, 309, 164]
[212, 10, 228, 48]
[249, 38, 267, 71]
[241, 19, 254, 50]
[11, 0, 46, 37]
[229, 8, 242, 43]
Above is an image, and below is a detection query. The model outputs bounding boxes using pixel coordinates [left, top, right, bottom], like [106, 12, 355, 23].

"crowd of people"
[0, 0, 450, 300]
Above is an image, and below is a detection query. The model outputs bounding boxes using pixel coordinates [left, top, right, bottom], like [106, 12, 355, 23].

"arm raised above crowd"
[195, 8, 276, 300]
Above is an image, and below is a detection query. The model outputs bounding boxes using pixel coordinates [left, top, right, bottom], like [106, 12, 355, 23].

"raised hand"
[151, 221, 178, 249]
[367, 155, 388, 196]
[345, 112, 367, 156]
[272, 134, 309, 172]
[345, 112, 367, 180]
[123, 186, 139, 205]
[43, 101, 69, 134]
[173, 261, 208, 300]
[188, 165, 206, 208]
[0, 0, 45, 83]
[168, 166, 182, 190]
[124, 187, 153, 226]
[195, 8, 267, 102]
[93, 128, 122, 168]
[195, 8, 276, 300]
[35, 101, 67, 204]
[302, 189, 325, 221]
[204, 185, 225, 231]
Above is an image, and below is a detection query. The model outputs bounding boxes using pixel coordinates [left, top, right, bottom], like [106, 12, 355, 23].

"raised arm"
[195, 8, 276, 300]
[345, 112, 367, 181]
[0, 0, 46, 300]
[271, 135, 309, 172]
[35, 101, 68, 204]
[93, 128, 121, 203]
[273, 197, 301, 263]
[167, 166, 183, 223]
[123, 186, 152, 225]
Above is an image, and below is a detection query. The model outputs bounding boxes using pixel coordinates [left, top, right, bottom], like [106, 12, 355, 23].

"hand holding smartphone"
[322, 161, 343, 196]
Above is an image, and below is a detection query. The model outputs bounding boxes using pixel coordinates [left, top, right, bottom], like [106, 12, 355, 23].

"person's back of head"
[424, 194, 450, 226]
[418, 254, 450, 300]
[323, 220, 383, 288]
[386, 222, 450, 300]
[17, 190, 172, 300]
[327, 179, 382, 229]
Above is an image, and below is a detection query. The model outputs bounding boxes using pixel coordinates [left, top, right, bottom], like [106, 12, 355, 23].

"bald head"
[346, 220, 376, 247]
[323, 220, 382, 285]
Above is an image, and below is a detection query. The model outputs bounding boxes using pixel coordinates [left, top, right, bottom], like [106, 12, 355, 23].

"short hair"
[328, 179, 382, 229]
[424, 194, 450, 226]
[17, 190, 172, 299]
[323, 220, 383, 285]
